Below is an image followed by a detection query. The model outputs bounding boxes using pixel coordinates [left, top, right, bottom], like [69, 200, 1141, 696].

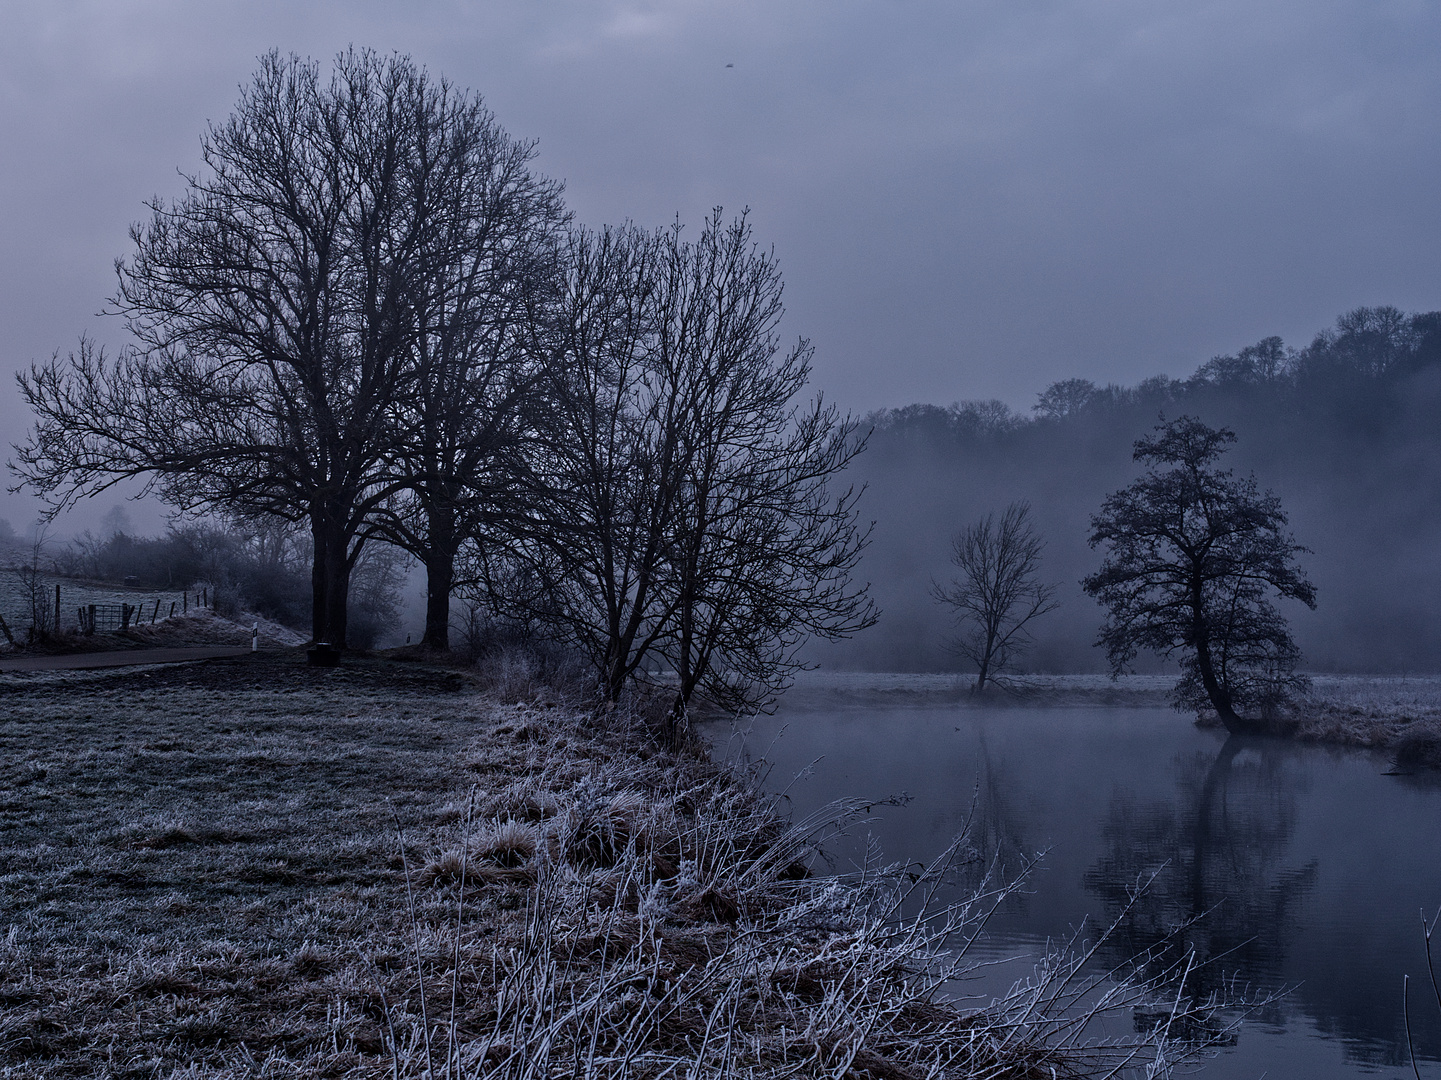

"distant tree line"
[879, 304, 1441, 440]
[11, 50, 873, 713]
[841, 304, 1441, 677]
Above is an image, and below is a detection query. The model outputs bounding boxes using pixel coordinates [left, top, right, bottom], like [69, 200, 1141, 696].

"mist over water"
[812, 309, 1441, 675]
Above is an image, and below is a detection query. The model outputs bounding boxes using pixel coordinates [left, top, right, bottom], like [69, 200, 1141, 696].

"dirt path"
[0, 645, 255, 671]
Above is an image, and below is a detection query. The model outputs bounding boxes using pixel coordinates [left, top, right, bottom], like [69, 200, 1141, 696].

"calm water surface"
[712, 690, 1441, 1079]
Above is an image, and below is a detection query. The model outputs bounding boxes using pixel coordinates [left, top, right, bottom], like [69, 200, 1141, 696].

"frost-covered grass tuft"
[0, 605, 306, 655]
[120, 606, 308, 648]
[383, 702, 1242, 1080]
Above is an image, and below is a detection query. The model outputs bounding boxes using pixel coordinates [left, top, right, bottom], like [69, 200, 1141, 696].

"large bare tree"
[487, 222, 668, 701]
[654, 214, 875, 715]
[488, 212, 874, 713]
[14, 51, 468, 646]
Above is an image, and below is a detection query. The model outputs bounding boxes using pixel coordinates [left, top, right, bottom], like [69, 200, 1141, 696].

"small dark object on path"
[307, 643, 341, 667]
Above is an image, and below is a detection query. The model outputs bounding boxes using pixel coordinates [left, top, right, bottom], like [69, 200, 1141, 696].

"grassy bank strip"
[0, 655, 1217, 1078]
[0, 609, 306, 657]
[1285, 676, 1441, 767]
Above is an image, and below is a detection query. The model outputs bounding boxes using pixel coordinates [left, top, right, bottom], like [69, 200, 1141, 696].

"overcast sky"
[4, 0, 1441, 532]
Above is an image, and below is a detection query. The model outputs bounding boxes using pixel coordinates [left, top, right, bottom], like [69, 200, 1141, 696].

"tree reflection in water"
[733, 699, 1441, 1075]
[1084, 736, 1318, 1033]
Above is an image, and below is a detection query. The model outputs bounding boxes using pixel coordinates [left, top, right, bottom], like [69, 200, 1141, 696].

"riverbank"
[786, 670, 1441, 766]
[1286, 675, 1441, 767]
[0, 653, 1207, 1078]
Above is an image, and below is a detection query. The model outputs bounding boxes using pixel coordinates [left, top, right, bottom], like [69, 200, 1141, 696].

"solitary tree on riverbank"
[932, 501, 1058, 691]
[1082, 416, 1316, 733]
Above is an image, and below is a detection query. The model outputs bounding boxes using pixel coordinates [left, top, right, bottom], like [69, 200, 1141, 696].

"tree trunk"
[602, 657, 627, 705]
[311, 510, 354, 648]
[422, 549, 455, 650]
[675, 594, 696, 708]
[418, 503, 459, 650]
[1193, 634, 1251, 734]
[1190, 583, 1253, 734]
[326, 554, 352, 649]
[974, 624, 998, 692]
[310, 519, 329, 645]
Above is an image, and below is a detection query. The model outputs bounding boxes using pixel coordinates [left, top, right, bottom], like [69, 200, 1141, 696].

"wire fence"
[76, 600, 190, 634]
[0, 574, 204, 643]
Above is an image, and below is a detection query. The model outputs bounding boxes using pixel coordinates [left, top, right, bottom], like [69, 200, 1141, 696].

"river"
[710, 676, 1441, 1079]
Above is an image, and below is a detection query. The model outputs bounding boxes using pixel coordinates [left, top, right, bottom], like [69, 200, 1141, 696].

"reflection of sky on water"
[713, 700, 1441, 1079]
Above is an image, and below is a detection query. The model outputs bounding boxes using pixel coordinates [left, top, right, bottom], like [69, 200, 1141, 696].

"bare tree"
[486, 222, 668, 702]
[12, 52, 471, 647]
[932, 501, 1059, 691]
[486, 213, 874, 712]
[14, 527, 58, 642]
[654, 213, 875, 716]
[369, 85, 568, 650]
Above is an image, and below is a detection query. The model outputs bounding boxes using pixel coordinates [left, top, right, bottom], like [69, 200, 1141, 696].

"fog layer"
[818, 306, 1441, 674]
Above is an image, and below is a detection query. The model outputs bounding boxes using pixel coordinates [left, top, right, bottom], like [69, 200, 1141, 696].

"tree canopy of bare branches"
[932, 501, 1058, 691]
[367, 77, 568, 650]
[12, 52, 870, 688]
[486, 212, 875, 713]
[13, 51, 525, 647]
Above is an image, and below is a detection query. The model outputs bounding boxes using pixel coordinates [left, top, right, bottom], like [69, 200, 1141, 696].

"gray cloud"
[4, 1, 1440, 529]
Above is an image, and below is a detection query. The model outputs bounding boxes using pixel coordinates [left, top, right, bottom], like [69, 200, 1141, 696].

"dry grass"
[0, 654, 1225, 1078]
[0, 653, 480, 1078]
[1257, 676, 1441, 766]
[119, 609, 308, 649]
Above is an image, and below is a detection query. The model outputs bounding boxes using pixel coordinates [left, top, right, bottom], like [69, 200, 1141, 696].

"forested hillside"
[819, 306, 1441, 674]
